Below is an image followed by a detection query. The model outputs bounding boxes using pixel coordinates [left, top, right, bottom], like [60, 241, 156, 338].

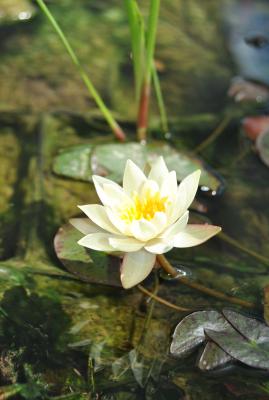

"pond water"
[0, 1, 269, 399]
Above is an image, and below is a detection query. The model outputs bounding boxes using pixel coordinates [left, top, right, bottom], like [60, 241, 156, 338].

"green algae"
[0, 0, 268, 398]
[0, 0, 232, 121]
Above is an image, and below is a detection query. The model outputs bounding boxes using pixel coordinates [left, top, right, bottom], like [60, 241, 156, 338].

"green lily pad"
[256, 130, 269, 168]
[0, 0, 35, 24]
[222, 309, 269, 343]
[198, 341, 233, 371]
[205, 328, 269, 370]
[54, 223, 122, 287]
[170, 310, 230, 358]
[53, 142, 224, 195]
[53, 144, 94, 182]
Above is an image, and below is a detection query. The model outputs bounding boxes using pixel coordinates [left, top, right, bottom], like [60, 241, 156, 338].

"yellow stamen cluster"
[121, 191, 168, 222]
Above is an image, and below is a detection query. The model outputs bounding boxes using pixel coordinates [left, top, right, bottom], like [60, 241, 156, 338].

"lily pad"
[256, 129, 269, 168]
[53, 144, 94, 181]
[54, 223, 121, 287]
[205, 328, 269, 370]
[53, 142, 224, 195]
[222, 309, 269, 343]
[0, 0, 35, 24]
[170, 310, 230, 358]
[198, 341, 233, 371]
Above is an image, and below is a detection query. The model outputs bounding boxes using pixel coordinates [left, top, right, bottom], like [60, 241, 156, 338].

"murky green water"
[0, 1, 269, 399]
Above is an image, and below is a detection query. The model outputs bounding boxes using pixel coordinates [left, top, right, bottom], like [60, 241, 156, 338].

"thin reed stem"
[137, 0, 160, 141]
[193, 114, 232, 153]
[36, 0, 126, 141]
[152, 64, 169, 134]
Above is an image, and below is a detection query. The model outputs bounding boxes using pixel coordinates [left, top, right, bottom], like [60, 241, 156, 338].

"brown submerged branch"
[219, 232, 269, 265]
[138, 284, 191, 312]
[193, 113, 232, 154]
[157, 254, 256, 309]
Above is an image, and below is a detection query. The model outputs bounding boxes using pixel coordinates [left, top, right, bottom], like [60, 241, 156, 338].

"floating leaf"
[53, 144, 94, 181]
[54, 223, 121, 287]
[0, 0, 35, 24]
[170, 310, 230, 358]
[205, 328, 269, 370]
[53, 142, 224, 195]
[198, 341, 233, 371]
[222, 309, 269, 343]
[256, 129, 269, 167]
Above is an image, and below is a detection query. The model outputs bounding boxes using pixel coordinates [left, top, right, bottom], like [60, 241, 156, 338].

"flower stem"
[157, 254, 256, 309]
[35, 0, 126, 141]
[138, 285, 191, 312]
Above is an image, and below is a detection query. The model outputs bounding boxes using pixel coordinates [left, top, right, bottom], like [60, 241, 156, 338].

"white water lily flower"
[70, 157, 221, 289]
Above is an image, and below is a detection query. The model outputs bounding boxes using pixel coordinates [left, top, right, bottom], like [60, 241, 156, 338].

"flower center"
[121, 191, 168, 222]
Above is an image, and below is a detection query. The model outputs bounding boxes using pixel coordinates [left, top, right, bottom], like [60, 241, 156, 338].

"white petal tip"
[120, 251, 156, 289]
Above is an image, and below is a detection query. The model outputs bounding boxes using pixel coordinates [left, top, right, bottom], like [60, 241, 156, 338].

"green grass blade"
[35, 0, 125, 141]
[137, 0, 161, 141]
[152, 63, 169, 134]
[125, 0, 145, 101]
[144, 0, 160, 85]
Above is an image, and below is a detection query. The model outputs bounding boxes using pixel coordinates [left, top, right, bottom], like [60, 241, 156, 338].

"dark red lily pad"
[198, 341, 233, 371]
[170, 310, 230, 358]
[222, 309, 269, 343]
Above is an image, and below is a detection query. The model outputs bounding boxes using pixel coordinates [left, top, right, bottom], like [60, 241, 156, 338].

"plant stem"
[193, 113, 232, 154]
[138, 285, 191, 312]
[219, 232, 269, 265]
[35, 0, 126, 141]
[137, 83, 151, 141]
[157, 254, 256, 309]
[152, 63, 169, 134]
[137, 0, 160, 141]
[125, 0, 145, 101]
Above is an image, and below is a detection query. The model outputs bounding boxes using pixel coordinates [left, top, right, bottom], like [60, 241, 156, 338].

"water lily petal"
[145, 238, 173, 254]
[105, 207, 131, 235]
[130, 219, 156, 241]
[103, 183, 132, 208]
[130, 212, 166, 241]
[161, 210, 189, 239]
[148, 156, 169, 185]
[78, 232, 116, 251]
[160, 170, 177, 198]
[121, 249, 156, 288]
[109, 237, 144, 252]
[69, 218, 104, 235]
[78, 204, 120, 234]
[173, 224, 221, 248]
[149, 211, 167, 235]
[169, 170, 201, 223]
[123, 159, 146, 196]
[140, 179, 159, 197]
[92, 175, 126, 206]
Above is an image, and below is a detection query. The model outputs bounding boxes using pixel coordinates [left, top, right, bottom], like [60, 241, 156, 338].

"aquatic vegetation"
[0, 0, 268, 397]
[71, 157, 220, 288]
[171, 309, 269, 371]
